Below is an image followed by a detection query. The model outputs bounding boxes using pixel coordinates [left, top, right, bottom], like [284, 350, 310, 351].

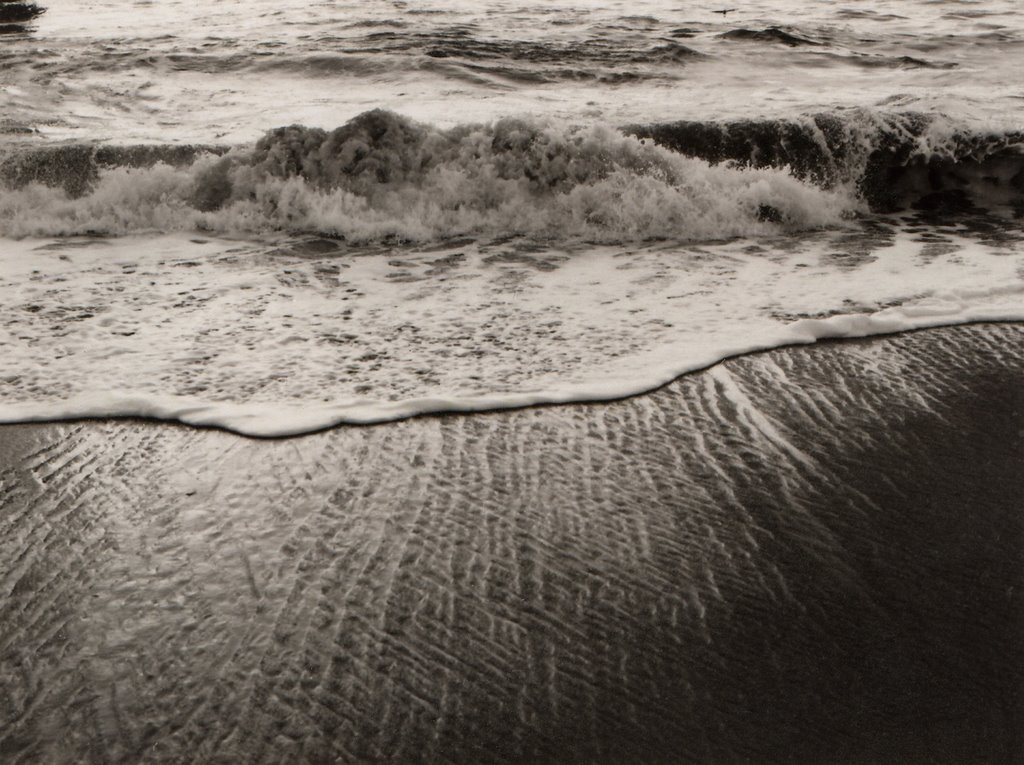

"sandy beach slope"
[1, 323, 1022, 764]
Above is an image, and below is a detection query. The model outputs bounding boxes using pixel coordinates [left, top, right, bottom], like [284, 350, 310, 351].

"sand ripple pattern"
[0, 324, 1022, 763]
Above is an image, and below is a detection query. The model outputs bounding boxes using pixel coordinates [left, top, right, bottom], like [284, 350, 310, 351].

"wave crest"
[629, 110, 1024, 213]
[0, 110, 852, 241]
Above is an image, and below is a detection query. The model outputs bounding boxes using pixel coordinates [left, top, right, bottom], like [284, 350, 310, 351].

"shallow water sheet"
[2, 219, 1024, 436]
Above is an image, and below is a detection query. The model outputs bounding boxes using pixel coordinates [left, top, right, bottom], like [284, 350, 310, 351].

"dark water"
[1, 323, 1021, 763]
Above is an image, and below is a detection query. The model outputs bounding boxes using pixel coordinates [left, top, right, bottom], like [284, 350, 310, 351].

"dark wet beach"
[1, 322, 1021, 764]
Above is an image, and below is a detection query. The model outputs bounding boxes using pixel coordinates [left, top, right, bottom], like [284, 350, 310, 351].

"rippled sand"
[1, 323, 1022, 764]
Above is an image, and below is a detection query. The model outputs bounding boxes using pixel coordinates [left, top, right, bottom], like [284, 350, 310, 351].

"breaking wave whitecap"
[0, 110, 856, 241]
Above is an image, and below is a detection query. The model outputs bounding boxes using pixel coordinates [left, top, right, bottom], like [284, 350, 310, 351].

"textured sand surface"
[1, 323, 1022, 764]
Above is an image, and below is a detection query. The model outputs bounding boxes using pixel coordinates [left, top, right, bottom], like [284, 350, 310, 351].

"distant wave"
[1, 35, 704, 82]
[0, 110, 851, 241]
[719, 27, 824, 47]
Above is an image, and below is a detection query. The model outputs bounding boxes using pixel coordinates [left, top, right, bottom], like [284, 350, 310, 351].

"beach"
[2, 321, 1021, 764]
[3, 1, 1024, 760]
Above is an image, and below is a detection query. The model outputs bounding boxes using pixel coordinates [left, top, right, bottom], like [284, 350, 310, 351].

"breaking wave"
[629, 109, 1024, 214]
[0, 110, 852, 241]
[1, 108, 1021, 242]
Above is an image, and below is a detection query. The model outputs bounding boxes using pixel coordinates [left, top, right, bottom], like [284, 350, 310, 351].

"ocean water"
[1, 0, 1023, 435]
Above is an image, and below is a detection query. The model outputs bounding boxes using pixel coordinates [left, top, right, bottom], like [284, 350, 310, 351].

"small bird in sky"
[712, 8, 737, 15]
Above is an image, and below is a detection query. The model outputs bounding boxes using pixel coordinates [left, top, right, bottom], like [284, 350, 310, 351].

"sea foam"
[1, 225, 1022, 436]
[0, 111, 855, 241]
[4, 109, 1022, 244]
[2, 110, 1022, 436]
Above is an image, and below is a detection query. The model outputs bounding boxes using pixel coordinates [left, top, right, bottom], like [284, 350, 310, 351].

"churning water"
[1, 0, 1023, 433]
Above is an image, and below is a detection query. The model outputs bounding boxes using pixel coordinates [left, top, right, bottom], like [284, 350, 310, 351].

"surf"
[0, 110, 855, 241]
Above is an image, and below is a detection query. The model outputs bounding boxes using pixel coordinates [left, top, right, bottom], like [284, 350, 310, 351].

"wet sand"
[1, 323, 1022, 764]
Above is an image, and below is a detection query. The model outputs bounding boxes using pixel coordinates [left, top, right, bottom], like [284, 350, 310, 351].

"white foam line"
[2, 306, 1022, 438]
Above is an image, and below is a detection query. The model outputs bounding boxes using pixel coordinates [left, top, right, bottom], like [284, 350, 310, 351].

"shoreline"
[3, 318, 1023, 440]
[1, 321, 1022, 763]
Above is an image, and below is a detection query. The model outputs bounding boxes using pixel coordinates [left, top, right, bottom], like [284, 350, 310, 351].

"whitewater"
[1, 0, 1023, 436]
